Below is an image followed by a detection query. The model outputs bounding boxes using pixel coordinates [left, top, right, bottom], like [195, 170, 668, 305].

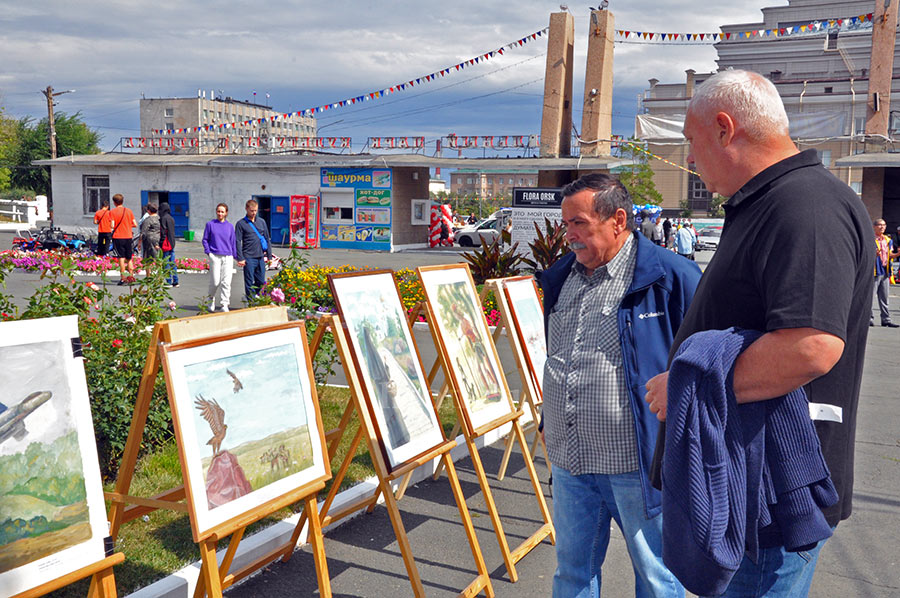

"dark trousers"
[243, 256, 266, 299]
[97, 232, 112, 256]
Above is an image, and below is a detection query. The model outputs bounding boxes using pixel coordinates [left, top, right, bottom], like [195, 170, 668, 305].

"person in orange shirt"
[108, 193, 138, 285]
[93, 199, 113, 255]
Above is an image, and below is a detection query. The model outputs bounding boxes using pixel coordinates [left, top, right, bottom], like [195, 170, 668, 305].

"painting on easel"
[329, 270, 445, 469]
[0, 316, 109, 597]
[502, 276, 547, 396]
[161, 323, 328, 540]
[418, 265, 515, 432]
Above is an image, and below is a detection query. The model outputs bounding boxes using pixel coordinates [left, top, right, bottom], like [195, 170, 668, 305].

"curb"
[123, 424, 517, 598]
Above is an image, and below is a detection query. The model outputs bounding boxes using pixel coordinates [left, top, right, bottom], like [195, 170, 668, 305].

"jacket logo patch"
[638, 311, 664, 320]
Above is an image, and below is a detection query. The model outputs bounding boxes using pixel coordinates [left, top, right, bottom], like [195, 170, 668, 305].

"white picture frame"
[0, 316, 108, 596]
[160, 324, 328, 541]
[502, 276, 547, 398]
[329, 271, 446, 470]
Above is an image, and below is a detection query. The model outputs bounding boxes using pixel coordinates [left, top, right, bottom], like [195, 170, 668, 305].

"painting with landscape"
[503, 276, 547, 397]
[329, 271, 444, 469]
[162, 324, 328, 539]
[418, 265, 514, 432]
[0, 316, 108, 596]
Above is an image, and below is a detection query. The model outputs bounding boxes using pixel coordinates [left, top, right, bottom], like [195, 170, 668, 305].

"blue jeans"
[713, 532, 830, 598]
[162, 250, 179, 285]
[552, 467, 683, 598]
[242, 256, 266, 299]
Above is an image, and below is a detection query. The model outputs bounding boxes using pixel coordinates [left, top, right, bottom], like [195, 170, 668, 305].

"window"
[687, 171, 712, 212]
[824, 87, 833, 94]
[850, 181, 862, 195]
[203, 109, 208, 120]
[164, 108, 174, 117]
[891, 113, 900, 132]
[509, 178, 514, 184]
[83, 175, 109, 214]
[854, 116, 866, 135]
[824, 28, 839, 52]
[165, 122, 174, 131]
[818, 149, 832, 167]
[467, 177, 473, 184]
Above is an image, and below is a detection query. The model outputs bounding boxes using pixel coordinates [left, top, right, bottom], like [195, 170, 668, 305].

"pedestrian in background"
[109, 193, 137, 285]
[203, 203, 236, 312]
[235, 199, 272, 301]
[674, 223, 696, 261]
[140, 203, 161, 274]
[93, 198, 112, 256]
[872, 218, 899, 328]
[158, 202, 179, 288]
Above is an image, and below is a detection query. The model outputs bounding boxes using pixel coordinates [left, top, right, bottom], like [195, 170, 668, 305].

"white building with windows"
[139, 94, 317, 155]
[638, 0, 900, 214]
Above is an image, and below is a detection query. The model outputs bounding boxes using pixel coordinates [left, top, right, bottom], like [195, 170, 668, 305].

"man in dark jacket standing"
[645, 69, 873, 597]
[158, 202, 178, 287]
[235, 199, 273, 300]
[541, 173, 701, 597]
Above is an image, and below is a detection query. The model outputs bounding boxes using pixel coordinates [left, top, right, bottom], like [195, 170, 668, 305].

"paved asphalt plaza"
[2, 232, 898, 597]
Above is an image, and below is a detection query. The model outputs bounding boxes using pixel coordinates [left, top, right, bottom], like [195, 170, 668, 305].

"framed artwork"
[0, 316, 109, 596]
[329, 270, 445, 470]
[502, 276, 547, 398]
[417, 264, 515, 433]
[160, 322, 329, 542]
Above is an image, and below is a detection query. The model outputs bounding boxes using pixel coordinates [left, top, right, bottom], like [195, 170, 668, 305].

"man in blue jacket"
[235, 199, 273, 300]
[541, 173, 701, 598]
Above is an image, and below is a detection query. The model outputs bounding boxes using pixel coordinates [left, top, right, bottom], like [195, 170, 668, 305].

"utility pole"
[41, 86, 75, 159]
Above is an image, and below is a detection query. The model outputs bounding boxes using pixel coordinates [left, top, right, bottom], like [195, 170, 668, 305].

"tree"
[10, 111, 101, 196]
[616, 138, 663, 206]
[0, 107, 16, 191]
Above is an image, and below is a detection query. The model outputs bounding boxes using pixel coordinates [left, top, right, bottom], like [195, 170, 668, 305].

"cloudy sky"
[0, 1, 778, 153]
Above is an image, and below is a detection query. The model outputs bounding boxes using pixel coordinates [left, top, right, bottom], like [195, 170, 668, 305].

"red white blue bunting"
[154, 27, 548, 135]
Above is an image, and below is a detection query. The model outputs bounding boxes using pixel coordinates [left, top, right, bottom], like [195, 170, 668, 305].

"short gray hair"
[561, 173, 635, 230]
[689, 69, 789, 141]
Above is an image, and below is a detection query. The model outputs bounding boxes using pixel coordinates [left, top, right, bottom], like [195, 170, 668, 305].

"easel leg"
[443, 454, 495, 598]
[87, 566, 118, 598]
[379, 478, 427, 597]
[197, 539, 224, 598]
[496, 426, 516, 481]
[432, 419, 460, 480]
[394, 471, 414, 501]
[466, 435, 517, 582]
[513, 420, 555, 545]
[305, 495, 333, 598]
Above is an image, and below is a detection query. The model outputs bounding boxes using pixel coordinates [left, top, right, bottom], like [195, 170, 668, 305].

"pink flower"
[271, 287, 285, 303]
[168, 300, 177, 310]
[86, 282, 99, 290]
[83, 296, 92, 305]
[111, 339, 123, 348]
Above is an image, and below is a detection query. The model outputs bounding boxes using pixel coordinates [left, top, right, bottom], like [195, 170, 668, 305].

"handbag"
[161, 236, 172, 251]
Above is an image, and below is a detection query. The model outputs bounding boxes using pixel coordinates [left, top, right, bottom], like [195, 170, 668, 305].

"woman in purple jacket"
[202, 203, 237, 312]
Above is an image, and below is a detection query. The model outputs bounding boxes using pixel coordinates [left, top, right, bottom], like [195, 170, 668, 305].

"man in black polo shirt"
[644, 69, 874, 597]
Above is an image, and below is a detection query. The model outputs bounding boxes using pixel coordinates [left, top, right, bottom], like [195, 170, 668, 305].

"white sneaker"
[222, 305, 229, 312]
[209, 302, 216, 312]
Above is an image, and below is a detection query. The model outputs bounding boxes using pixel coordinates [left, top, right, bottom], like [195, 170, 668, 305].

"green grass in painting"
[46, 385, 460, 597]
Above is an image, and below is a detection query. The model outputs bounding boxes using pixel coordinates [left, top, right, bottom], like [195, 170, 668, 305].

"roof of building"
[34, 152, 625, 171]
[834, 152, 900, 168]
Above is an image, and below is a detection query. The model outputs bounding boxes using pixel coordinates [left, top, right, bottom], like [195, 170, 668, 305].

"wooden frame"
[10, 552, 124, 598]
[327, 270, 445, 471]
[416, 264, 517, 435]
[158, 321, 330, 542]
[0, 316, 112, 597]
[483, 277, 548, 480]
[417, 264, 555, 583]
[289, 313, 493, 598]
[102, 307, 332, 598]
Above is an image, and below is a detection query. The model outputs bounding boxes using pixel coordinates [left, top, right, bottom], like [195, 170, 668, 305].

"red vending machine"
[290, 195, 320, 248]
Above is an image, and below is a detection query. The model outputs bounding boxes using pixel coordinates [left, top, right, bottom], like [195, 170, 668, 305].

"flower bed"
[0, 250, 209, 274]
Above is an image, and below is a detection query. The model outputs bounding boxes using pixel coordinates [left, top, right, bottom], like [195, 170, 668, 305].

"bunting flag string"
[154, 27, 549, 135]
[618, 140, 699, 176]
[615, 12, 873, 45]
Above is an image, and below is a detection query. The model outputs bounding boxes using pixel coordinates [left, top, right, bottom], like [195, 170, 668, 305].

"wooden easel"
[102, 307, 331, 598]
[12, 553, 124, 598]
[481, 278, 548, 480]
[417, 278, 555, 583]
[286, 314, 494, 598]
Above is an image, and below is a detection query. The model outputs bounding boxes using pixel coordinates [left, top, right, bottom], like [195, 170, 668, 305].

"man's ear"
[715, 111, 736, 147]
[614, 207, 629, 233]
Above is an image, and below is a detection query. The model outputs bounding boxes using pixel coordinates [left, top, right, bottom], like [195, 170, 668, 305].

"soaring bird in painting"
[226, 369, 244, 393]
[195, 395, 227, 455]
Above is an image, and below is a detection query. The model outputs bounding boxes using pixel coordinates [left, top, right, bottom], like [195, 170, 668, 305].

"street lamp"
[41, 86, 75, 159]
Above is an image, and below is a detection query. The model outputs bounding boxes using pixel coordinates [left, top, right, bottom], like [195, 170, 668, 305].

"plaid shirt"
[543, 234, 639, 475]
